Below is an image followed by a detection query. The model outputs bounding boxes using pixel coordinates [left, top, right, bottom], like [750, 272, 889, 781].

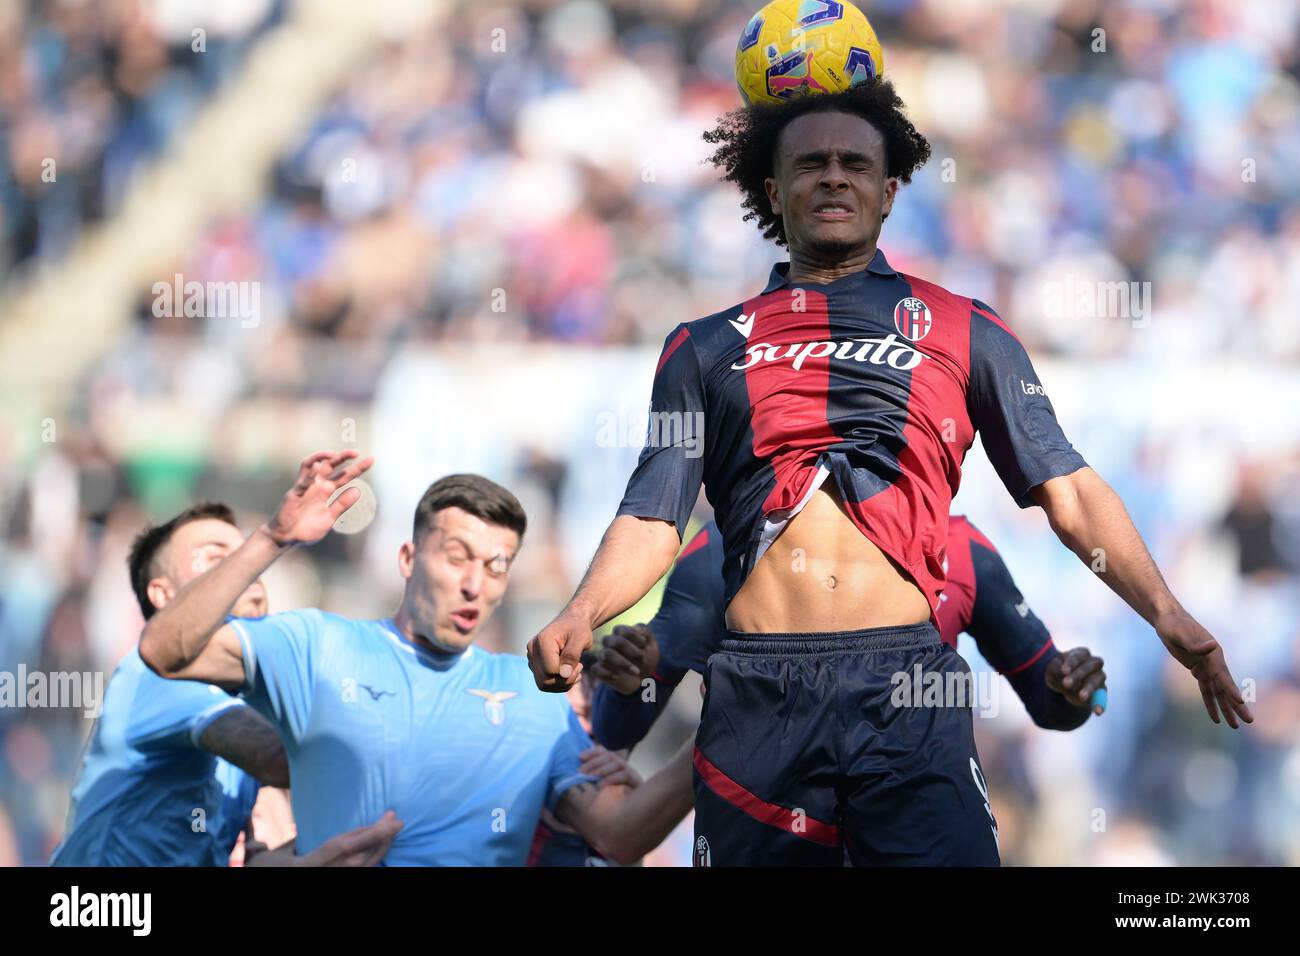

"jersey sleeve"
[615, 324, 707, 541]
[228, 609, 324, 744]
[125, 667, 246, 753]
[546, 707, 599, 813]
[967, 302, 1087, 507]
[966, 534, 1089, 731]
[589, 680, 667, 752]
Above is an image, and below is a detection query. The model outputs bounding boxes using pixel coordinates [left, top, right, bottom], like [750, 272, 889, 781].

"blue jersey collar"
[762, 247, 896, 294]
[380, 618, 472, 670]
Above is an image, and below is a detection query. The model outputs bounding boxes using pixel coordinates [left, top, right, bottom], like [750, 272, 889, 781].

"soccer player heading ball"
[528, 71, 1252, 867]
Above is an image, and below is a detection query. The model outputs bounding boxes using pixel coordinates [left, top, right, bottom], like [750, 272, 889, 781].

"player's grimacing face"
[399, 507, 519, 654]
[156, 518, 268, 618]
[765, 111, 897, 259]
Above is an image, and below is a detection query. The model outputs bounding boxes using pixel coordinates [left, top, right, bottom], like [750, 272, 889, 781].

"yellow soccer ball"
[735, 0, 885, 106]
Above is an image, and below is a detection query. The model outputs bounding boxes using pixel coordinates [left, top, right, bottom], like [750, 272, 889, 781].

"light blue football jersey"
[229, 610, 595, 866]
[52, 648, 258, 866]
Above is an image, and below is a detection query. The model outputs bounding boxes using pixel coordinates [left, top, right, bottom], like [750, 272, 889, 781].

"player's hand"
[527, 610, 593, 692]
[296, 811, 404, 867]
[579, 746, 642, 789]
[263, 450, 374, 547]
[1045, 647, 1107, 713]
[1155, 610, 1253, 729]
[590, 624, 659, 696]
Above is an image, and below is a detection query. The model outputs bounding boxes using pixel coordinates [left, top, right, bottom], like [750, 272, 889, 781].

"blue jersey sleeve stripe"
[547, 772, 599, 814]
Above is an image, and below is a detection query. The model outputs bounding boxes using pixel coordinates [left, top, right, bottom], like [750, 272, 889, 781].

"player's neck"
[786, 244, 878, 284]
[390, 606, 468, 659]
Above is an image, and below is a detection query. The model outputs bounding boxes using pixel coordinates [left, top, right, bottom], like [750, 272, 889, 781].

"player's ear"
[881, 175, 899, 222]
[397, 540, 415, 580]
[146, 577, 173, 614]
[765, 176, 783, 216]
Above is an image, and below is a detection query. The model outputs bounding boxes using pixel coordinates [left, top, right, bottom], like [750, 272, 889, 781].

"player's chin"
[438, 624, 477, 650]
[805, 224, 869, 257]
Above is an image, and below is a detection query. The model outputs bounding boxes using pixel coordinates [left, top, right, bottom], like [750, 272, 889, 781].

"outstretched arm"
[1032, 467, 1252, 728]
[555, 735, 696, 864]
[140, 450, 372, 689]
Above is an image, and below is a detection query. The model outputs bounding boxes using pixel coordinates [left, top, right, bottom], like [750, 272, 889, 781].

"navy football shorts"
[691, 622, 1000, 867]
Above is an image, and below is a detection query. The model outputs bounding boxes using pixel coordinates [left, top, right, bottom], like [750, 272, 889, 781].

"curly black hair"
[704, 79, 931, 247]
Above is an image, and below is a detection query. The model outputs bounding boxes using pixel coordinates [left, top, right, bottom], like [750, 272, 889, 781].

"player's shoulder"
[664, 300, 757, 359]
[229, 608, 378, 652]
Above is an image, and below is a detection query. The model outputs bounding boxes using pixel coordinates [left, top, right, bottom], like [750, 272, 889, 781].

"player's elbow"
[138, 621, 184, 679]
[1034, 470, 1090, 547]
[264, 751, 291, 789]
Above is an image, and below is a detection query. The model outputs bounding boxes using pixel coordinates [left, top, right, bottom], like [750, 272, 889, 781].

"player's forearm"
[1007, 653, 1090, 731]
[564, 516, 682, 629]
[198, 708, 290, 787]
[140, 526, 289, 677]
[582, 737, 695, 863]
[1034, 468, 1182, 627]
[245, 840, 299, 866]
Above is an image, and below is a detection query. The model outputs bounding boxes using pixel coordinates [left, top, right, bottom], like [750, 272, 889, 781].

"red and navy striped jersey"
[615, 249, 1087, 623]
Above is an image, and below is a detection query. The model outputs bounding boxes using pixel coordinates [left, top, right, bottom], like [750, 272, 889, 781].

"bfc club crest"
[893, 297, 932, 342]
[694, 835, 712, 867]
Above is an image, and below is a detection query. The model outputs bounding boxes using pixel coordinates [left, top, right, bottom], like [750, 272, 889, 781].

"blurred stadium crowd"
[2, 0, 1299, 866]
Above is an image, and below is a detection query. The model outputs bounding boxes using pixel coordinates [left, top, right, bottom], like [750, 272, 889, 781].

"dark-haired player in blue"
[53, 502, 287, 867]
[589, 517, 1106, 754]
[528, 80, 1250, 867]
[53, 501, 400, 867]
[140, 452, 692, 865]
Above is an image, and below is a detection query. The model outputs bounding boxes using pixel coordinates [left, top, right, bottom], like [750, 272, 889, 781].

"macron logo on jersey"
[729, 311, 756, 338]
